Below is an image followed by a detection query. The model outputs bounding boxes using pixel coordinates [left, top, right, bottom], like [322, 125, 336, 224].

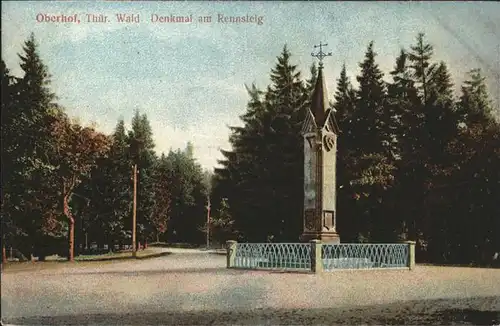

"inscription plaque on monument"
[323, 211, 333, 230]
[304, 136, 316, 210]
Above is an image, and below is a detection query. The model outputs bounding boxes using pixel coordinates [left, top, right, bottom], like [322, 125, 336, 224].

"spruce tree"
[265, 45, 308, 241]
[82, 119, 132, 250]
[387, 49, 420, 160]
[151, 153, 172, 243]
[353, 41, 390, 155]
[349, 42, 395, 242]
[128, 110, 157, 246]
[215, 45, 309, 242]
[214, 84, 266, 241]
[442, 70, 500, 263]
[399, 33, 440, 244]
[457, 68, 496, 127]
[8, 33, 60, 258]
[165, 145, 207, 244]
[332, 64, 359, 241]
[333, 64, 356, 131]
[1, 60, 18, 260]
[408, 33, 438, 104]
[305, 63, 318, 94]
[17, 33, 58, 162]
[420, 61, 458, 261]
[209, 198, 239, 246]
[386, 49, 420, 241]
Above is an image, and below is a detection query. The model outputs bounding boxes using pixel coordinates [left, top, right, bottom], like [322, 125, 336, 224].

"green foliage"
[215, 45, 309, 242]
[214, 35, 499, 265]
[408, 33, 438, 104]
[210, 198, 240, 243]
[458, 68, 496, 127]
[165, 144, 208, 244]
[2, 31, 499, 266]
[1, 33, 61, 256]
[353, 42, 390, 155]
[1, 34, 209, 256]
[75, 119, 133, 251]
[75, 114, 208, 248]
[150, 153, 172, 242]
[199, 198, 240, 245]
[128, 110, 157, 243]
[333, 64, 360, 242]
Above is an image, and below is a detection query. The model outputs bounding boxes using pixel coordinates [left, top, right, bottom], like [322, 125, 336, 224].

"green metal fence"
[322, 243, 408, 270]
[227, 241, 415, 273]
[234, 242, 311, 270]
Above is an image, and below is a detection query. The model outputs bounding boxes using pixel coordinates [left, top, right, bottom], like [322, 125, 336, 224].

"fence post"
[406, 241, 416, 270]
[310, 239, 323, 273]
[226, 240, 237, 268]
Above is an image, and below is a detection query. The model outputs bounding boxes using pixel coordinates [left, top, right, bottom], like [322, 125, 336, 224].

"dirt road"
[2, 252, 499, 325]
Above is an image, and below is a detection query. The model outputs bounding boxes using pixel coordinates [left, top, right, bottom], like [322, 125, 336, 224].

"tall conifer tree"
[128, 110, 157, 246]
[215, 45, 310, 242]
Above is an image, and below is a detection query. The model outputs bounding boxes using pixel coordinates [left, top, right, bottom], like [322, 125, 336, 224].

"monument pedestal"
[301, 231, 340, 243]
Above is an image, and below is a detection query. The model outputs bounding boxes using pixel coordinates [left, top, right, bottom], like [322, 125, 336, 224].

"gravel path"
[2, 251, 499, 325]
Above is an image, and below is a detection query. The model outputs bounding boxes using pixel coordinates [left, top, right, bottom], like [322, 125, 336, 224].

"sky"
[2, 1, 500, 171]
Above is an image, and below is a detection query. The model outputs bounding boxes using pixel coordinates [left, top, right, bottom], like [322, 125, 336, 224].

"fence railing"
[226, 240, 416, 273]
[233, 242, 311, 270]
[322, 243, 409, 271]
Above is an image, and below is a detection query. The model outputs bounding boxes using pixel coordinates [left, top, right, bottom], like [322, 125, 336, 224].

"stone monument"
[301, 42, 340, 243]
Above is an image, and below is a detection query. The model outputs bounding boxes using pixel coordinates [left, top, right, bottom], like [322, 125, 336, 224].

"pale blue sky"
[2, 1, 499, 170]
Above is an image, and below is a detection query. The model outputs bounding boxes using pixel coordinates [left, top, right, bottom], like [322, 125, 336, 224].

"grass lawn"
[72, 248, 165, 261]
[2, 259, 116, 273]
[2, 248, 169, 273]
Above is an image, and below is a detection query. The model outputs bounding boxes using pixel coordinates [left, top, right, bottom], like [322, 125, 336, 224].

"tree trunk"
[2, 243, 6, 264]
[63, 195, 75, 262]
[108, 238, 114, 253]
[2, 232, 6, 264]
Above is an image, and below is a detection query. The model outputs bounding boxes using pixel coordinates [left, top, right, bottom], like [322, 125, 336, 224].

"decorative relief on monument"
[301, 110, 317, 135]
[323, 134, 335, 152]
[324, 111, 338, 135]
[305, 209, 316, 230]
[306, 135, 315, 148]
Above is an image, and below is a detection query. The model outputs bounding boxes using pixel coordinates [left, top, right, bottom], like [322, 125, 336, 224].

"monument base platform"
[300, 231, 340, 243]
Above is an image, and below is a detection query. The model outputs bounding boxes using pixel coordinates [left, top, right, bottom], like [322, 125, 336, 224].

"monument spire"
[310, 42, 332, 127]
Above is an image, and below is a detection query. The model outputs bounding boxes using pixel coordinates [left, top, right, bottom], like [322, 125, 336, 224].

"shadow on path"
[65, 267, 241, 276]
[4, 297, 499, 325]
[39, 267, 314, 277]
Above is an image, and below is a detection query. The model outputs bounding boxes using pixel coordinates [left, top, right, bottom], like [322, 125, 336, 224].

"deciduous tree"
[48, 112, 110, 261]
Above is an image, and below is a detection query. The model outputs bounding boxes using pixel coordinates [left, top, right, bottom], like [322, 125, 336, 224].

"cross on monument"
[311, 42, 332, 68]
